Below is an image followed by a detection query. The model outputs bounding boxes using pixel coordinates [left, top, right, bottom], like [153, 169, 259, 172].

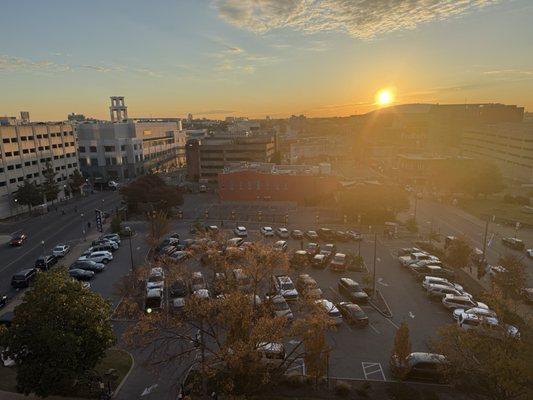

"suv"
[441, 294, 488, 310]
[501, 237, 525, 250]
[312, 254, 327, 269]
[315, 299, 342, 325]
[34, 255, 58, 271]
[100, 233, 121, 245]
[295, 274, 322, 298]
[427, 284, 470, 299]
[276, 227, 290, 238]
[410, 264, 455, 280]
[11, 268, 38, 288]
[70, 260, 105, 273]
[86, 243, 116, 254]
[399, 252, 438, 267]
[272, 275, 299, 301]
[392, 353, 447, 382]
[260, 226, 274, 237]
[78, 251, 113, 264]
[330, 253, 347, 272]
[338, 278, 368, 303]
[273, 240, 288, 252]
[91, 239, 118, 251]
[267, 294, 293, 320]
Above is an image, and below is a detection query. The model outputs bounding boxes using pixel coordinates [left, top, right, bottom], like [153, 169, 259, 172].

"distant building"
[185, 133, 277, 182]
[0, 116, 17, 126]
[461, 121, 533, 183]
[218, 162, 339, 204]
[187, 113, 193, 122]
[396, 153, 473, 186]
[289, 137, 348, 164]
[67, 113, 86, 122]
[76, 97, 186, 180]
[0, 121, 79, 218]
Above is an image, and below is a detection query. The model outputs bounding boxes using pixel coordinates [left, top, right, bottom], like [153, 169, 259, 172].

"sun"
[375, 89, 394, 106]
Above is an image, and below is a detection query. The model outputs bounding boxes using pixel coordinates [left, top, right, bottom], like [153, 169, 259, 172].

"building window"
[7, 165, 14, 170]
[9, 178, 16, 183]
[4, 152, 12, 157]
[17, 176, 23, 182]
[90, 146, 97, 152]
[31, 160, 37, 165]
[90, 158, 98, 166]
[2, 138, 9, 143]
[26, 174, 32, 179]
[10, 138, 17, 143]
[15, 164, 21, 169]
[78, 146, 85, 153]
[104, 146, 115, 152]
[22, 149, 29, 154]
[30, 149, 35, 153]
[121, 145, 126, 151]
[36, 134, 42, 139]
[13, 151, 20, 156]
[0, 182, 5, 187]
[33, 172, 39, 177]
[24, 161, 30, 166]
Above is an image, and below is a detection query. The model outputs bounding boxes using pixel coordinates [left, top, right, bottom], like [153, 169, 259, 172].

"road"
[0, 190, 123, 297]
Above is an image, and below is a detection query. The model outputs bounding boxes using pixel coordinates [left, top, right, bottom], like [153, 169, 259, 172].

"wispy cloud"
[212, 0, 498, 39]
[194, 109, 237, 115]
[483, 69, 533, 77]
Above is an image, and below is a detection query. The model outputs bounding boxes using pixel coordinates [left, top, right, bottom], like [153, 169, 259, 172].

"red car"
[10, 232, 27, 246]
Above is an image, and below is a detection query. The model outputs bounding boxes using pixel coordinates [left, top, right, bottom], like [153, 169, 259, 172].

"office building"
[218, 162, 339, 204]
[0, 121, 79, 218]
[76, 97, 186, 180]
[186, 133, 276, 182]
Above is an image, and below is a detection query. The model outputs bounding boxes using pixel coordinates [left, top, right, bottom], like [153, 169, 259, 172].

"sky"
[0, 0, 532, 121]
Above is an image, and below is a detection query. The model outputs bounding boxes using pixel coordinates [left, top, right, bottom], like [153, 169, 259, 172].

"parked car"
[100, 233, 121, 245]
[234, 226, 248, 237]
[156, 238, 180, 252]
[69, 268, 95, 281]
[273, 240, 288, 252]
[335, 231, 349, 241]
[397, 247, 423, 257]
[296, 274, 322, 298]
[501, 237, 524, 250]
[337, 302, 368, 326]
[305, 230, 319, 240]
[229, 269, 252, 292]
[410, 264, 455, 280]
[321, 243, 336, 259]
[9, 232, 27, 246]
[193, 289, 211, 299]
[315, 299, 342, 325]
[523, 287, 533, 303]
[338, 278, 368, 303]
[147, 267, 165, 290]
[260, 226, 274, 237]
[330, 253, 347, 272]
[399, 252, 439, 267]
[290, 250, 309, 269]
[69, 260, 105, 273]
[391, 352, 447, 382]
[34, 255, 58, 271]
[52, 244, 71, 257]
[85, 243, 117, 254]
[189, 271, 207, 292]
[422, 276, 463, 292]
[452, 306, 497, 321]
[78, 251, 113, 264]
[227, 237, 244, 248]
[145, 288, 163, 312]
[291, 230, 304, 239]
[312, 254, 327, 269]
[205, 225, 219, 234]
[91, 240, 118, 251]
[346, 230, 362, 241]
[276, 227, 290, 238]
[457, 313, 520, 338]
[11, 268, 38, 288]
[318, 228, 335, 241]
[267, 295, 293, 320]
[427, 284, 471, 299]
[306, 242, 320, 256]
[0, 294, 7, 308]
[441, 294, 488, 310]
[272, 275, 299, 301]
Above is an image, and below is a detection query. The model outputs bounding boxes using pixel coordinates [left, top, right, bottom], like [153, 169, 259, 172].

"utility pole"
[481, 218, 489, 263]
[372, 233, 377, 298]
[414, 196, 418, 220]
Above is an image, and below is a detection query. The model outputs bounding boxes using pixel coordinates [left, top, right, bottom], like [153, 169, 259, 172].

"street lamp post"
[81, 212, 86, 241]
[372, 233, 377, 299]
[125, 226, 134, 273]
[41, 240, 45, 258]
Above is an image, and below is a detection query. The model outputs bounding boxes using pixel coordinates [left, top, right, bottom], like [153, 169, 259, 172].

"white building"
[0, 121, 79, 218]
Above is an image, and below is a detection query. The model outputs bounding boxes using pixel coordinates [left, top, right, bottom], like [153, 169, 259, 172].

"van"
[11, 268, 38, 289]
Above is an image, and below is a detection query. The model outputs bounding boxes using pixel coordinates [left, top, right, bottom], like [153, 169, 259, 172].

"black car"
[338, 278, 369, 303]
[169, 279, 189, 298]
[11, 268, 38, 289]
[34, 255, 58, 271]
[501, 237, 525, 250]
[0, 293, 7, 308]
[290, 250, 309, 269]
[318, 228, 335, 241]
[69, 260, 105, 273]
[69, 268, 95, 281]
[337, 302, 368, 326]
[335, 231, 349, 241]
[291, 230, 304, 239]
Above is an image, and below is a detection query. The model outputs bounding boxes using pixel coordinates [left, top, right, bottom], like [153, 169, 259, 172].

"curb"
[112, 349, 135, 399]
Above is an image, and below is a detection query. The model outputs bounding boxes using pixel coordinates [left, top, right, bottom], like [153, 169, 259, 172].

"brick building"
[218, 162, 339, 204]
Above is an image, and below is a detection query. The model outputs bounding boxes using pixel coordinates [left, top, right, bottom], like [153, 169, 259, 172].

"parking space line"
[385, 318, 400, 329]
[361, 362, 386, 381]
[368, 323, 380, 334]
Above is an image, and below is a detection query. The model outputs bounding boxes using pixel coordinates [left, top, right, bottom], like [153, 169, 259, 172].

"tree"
[15, 180, 42, 213]
[0, 268, 115, 397]
[69, 169, 85, 196]
[462, 161, 504, 197]
[147, 209, 170, 248]
[41, 161, 59, 203]
[432, 324, 532, 400]
[446, 237, 472, 269]
[492, 255, 526, 298]
[389, 322, 412, 378]
[120, 174, 183, 213]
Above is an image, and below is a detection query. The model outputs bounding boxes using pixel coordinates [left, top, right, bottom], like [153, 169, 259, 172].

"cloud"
[212, 0, 498, 39]
[80, 65, 119, 73]
[483, 69, 533, 77]
[194, 109, 237, 115]
[0, 55, 71, 72]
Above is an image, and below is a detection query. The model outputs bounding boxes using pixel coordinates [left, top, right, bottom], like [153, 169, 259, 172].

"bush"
[282, 374, 305, 388]
[355, 381, 371, 397]
[386, 383, 421, 400]
[334, 381, 351, 397]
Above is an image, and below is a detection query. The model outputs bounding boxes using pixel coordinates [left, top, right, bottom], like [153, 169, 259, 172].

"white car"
[146, 267, 165, 290]
[422, 276, 464, 292]
[276, 227, 290, 238]
[260, 226, 274, 237]
[268, 295, 293, 320]
[526, 248, 533, 258]
[272, 275, 299, 301]
[234, 226, 248, 237]
[100, 234, 121, 245]
[78, 251, 113, 264]
[315, 299, 343, 325]
[457, 313, 520, 338]
[52, 244, 71, 257]
[399, 252, 439, 267]
[273, 240, 288, 252]
[427, 284, 470, 299]
[452, 307, 497, 321]
[441, 294, 488, 310]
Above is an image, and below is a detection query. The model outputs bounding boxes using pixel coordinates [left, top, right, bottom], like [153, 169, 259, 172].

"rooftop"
[222, 162, 328, 176]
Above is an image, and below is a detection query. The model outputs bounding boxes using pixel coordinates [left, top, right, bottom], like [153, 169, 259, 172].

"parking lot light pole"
[372, 233, 377, 299]
[125, 226, 134, 273]
[81, 212, 86, 241]
[41, 240, 45, 258]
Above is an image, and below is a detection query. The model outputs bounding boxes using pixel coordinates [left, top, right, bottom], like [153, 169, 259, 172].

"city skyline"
[1, 0, 532, 120]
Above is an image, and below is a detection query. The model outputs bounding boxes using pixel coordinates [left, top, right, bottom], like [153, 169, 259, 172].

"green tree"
[389, 322, 412, 378]
[432, 324, 532, 400]
[69, 169, 85, 196]
[493, 255, 526, 298]
[120, 174, 183, 213]
[446, 237, 472, 269]
[15, 180, 42, 213]
[41, 161, 59, 203]
[1, 268, 114, 397]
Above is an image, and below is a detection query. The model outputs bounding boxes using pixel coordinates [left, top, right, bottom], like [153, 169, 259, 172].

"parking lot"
[157, 220, 454, 381]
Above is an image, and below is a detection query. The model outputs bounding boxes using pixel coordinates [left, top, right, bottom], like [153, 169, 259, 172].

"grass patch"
[0, 348, 132, 398]
[458, 196, 533, 225]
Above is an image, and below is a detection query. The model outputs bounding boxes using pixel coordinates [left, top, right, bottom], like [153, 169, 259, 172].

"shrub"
[386, 383, 421, 400]
[334, 381, 351, 397]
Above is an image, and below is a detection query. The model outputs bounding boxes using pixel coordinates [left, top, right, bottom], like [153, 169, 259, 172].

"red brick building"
[218, 163, 340, 204]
